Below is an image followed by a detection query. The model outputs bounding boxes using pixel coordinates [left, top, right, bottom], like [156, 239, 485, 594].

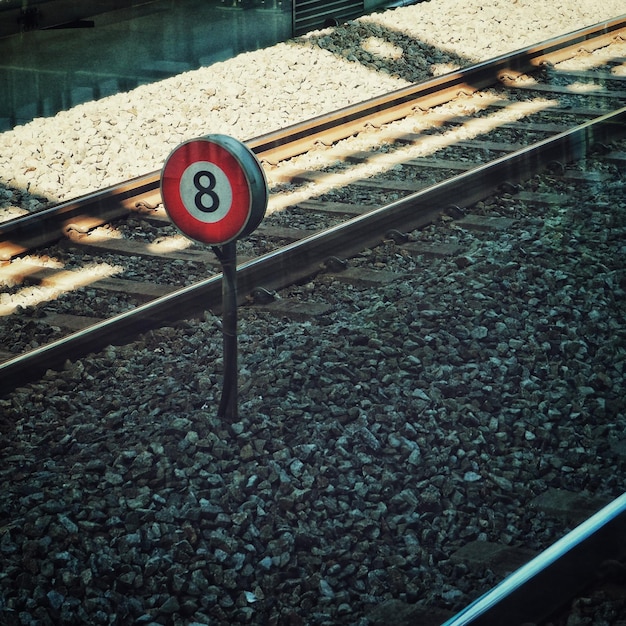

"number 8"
[193, 170, 220, 213]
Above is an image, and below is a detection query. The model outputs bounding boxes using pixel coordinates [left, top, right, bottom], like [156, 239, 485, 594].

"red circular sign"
[161, 135, 267, 245]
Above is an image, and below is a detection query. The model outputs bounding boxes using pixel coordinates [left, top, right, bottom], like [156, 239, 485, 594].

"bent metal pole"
[214, 242, 237, 419]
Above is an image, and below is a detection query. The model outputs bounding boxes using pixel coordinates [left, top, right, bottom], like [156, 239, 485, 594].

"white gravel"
[0, 0, 624, 216]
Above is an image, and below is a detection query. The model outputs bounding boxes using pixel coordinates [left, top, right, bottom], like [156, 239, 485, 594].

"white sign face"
[179, 161, 233, 223]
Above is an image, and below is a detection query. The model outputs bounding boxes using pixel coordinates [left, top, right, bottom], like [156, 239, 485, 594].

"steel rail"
[1, 106, 625, 396]
[441, 492, 626, 626]
[0, 16, 624, 261]
[248, 14, 626, 160]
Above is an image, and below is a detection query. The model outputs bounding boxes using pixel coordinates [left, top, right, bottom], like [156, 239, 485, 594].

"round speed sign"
[161, 135, 268, 245]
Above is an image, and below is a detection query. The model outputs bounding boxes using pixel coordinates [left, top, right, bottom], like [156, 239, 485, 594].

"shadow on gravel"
[293, 20, 475, 84]
[0, 182, 52, 224]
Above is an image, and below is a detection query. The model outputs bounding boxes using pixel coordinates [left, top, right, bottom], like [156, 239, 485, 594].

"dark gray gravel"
[2, 152, 626, 624]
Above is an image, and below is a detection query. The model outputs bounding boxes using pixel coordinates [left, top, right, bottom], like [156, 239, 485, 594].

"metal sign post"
[161, 134, 268, 420]
[213, 241, 238, 419]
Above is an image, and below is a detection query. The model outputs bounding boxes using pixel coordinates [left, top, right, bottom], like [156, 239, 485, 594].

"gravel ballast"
[2, 159, 626, 624]
[1, 1, 626, 625]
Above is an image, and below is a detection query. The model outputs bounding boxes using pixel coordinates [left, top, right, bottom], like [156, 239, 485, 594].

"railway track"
[441, 492, 626, 626]
[1, 16, 625, 395]
[1, 17, 626, 625]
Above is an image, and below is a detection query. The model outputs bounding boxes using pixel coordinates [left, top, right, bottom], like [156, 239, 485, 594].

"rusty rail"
[1, 105, 625, 395]
[1, 15, 625, 262]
